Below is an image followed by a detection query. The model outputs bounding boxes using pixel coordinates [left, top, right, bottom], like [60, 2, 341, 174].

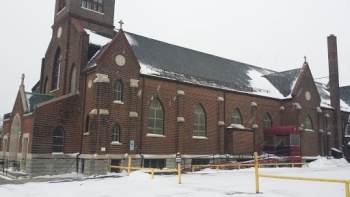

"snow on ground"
[0, 157, 349, 197]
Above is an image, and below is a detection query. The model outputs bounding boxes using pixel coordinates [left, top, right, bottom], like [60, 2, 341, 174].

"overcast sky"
[0, 0, 349, 123]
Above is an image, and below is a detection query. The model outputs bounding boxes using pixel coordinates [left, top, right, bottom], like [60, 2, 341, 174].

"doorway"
[9, 115, 20, 161]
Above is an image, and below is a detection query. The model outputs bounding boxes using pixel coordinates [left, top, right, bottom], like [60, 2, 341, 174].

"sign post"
[176, 152, 181, 184]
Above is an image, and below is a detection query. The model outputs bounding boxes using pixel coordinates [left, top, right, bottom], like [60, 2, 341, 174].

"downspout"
[139, 76, 145, 167]
[77, 34, 86, 173]
[223, 91, 226, 155]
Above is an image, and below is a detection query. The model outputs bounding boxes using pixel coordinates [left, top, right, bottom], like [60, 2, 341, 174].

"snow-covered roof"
[84, 29, 111, 47]
[82, 29, 350, 111]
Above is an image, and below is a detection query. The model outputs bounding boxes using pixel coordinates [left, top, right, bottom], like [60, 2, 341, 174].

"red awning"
[263, 126, 299, 135]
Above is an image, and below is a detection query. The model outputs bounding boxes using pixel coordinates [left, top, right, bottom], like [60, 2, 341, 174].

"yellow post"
[345, 183, 350, 197]
[151, 168, 155, 180]
[292, 163, 294, 168]
[254, 152, 259, 193]
[216, 165, 219, 171]
[239, 165, 241, 170]
[192, 166, 194, 173]
[178, 163, 182, 184]
[128, 156, 131, 176]
[275, 164, 278, 168]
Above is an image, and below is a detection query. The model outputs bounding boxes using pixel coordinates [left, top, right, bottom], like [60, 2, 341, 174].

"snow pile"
[308, 156, 348, 168]
[126, 171, 152, 180]
[1, 164, 350, 197]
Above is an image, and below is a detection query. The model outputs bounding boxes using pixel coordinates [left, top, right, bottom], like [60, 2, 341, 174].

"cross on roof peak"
[21, 73, 25, 86]
[119, 20, 124, 30]
[304, 56, 307, 62]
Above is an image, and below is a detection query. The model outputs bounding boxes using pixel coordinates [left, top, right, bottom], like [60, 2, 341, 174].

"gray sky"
[0, 0, 349, 122]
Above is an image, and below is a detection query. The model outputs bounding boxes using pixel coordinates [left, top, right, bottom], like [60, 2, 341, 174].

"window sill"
[84, 132, 90, 136]
[50, 88, 59, 93]
[81, 7, 105, 15]
[304, 129, 314, 132]
[192, 136, 208, 140]
[113, 100, 124, 105]
[52, 152, 64, 155]
[111, 141, 122, 145]
[146, 134, 165, 138]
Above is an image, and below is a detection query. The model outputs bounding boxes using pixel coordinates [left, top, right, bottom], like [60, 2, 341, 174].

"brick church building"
[1, 0, 350, 176]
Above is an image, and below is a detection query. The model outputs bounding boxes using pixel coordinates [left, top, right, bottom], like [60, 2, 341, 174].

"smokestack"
[327, 34, 341, 149]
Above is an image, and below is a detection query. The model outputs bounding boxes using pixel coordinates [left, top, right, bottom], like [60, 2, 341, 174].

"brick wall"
[32, 94, 82, 154]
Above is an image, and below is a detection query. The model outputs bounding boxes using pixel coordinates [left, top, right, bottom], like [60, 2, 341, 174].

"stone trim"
[217, 97, 224, 102]
[99, 109, 109, 115]
[79, 154, 110, 159]
[111, 141, 122, 145]
[177, 90, 185, 96]
[113, 100, 124, 105]
[192, 136, 208, 140]
[146, 133, 166, 138]
[90, 109, 98, 115]
[23, 133, 30, 138]
[129, 112, 138, 118]
[26, 153, 80, 159]
[93, 73, 110, 83]
[177, 117, 185, 122]
[218, 121, 225, 126]
[130, 79, 139, 88]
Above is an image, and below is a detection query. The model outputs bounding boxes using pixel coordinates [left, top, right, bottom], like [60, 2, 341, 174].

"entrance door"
[9, 115, 20, 161]
[21, 138, 28, 170]
[224, 131, 233, 155]
[2, 139, 7, 158]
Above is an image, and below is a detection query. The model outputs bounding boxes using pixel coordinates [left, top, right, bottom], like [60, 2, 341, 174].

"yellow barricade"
[254, 152, 350, 197]
[191, 162, 308, 173]
[109, 157, 182, 184]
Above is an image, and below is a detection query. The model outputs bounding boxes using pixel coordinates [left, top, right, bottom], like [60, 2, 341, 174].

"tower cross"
[119, 20, 124, 30]
[304, 56, 307, 62]
[21, 73, 25, 86]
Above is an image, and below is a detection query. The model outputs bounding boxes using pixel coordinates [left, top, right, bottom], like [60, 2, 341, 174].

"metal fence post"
[178, 163, 181, 184]
[254, 152, 259, 193]
[127, 156, 131, 176]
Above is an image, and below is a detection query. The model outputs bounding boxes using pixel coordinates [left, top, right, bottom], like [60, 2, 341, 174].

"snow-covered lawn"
[0, 157, 349, 197]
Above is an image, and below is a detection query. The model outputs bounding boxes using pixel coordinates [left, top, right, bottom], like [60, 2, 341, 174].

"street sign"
[130, 140, 134, 151]
[175, 152, 181, 163]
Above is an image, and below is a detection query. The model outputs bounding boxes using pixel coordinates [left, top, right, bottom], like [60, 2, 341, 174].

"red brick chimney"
[327, 34, 342, 149]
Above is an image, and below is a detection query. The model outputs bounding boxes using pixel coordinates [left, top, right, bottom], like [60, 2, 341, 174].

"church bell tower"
[54, 0, 115, 36]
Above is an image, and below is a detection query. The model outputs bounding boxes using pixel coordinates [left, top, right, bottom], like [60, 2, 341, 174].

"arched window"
[147, 99, 163, 135]
[193, 104, 206, 137]
[58, 0, 66, 12]
[53, 127, 64, 153]
[70, 65, 76, 93]
[52, 48, 61, 90]
[115, 81, 122, 101]
[112, 124, 120, 142]
[304, 116, 313, 131]
[85, 115, 92, 133]
[263, 113, 272, 128]
[232, 109, 242, 125]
